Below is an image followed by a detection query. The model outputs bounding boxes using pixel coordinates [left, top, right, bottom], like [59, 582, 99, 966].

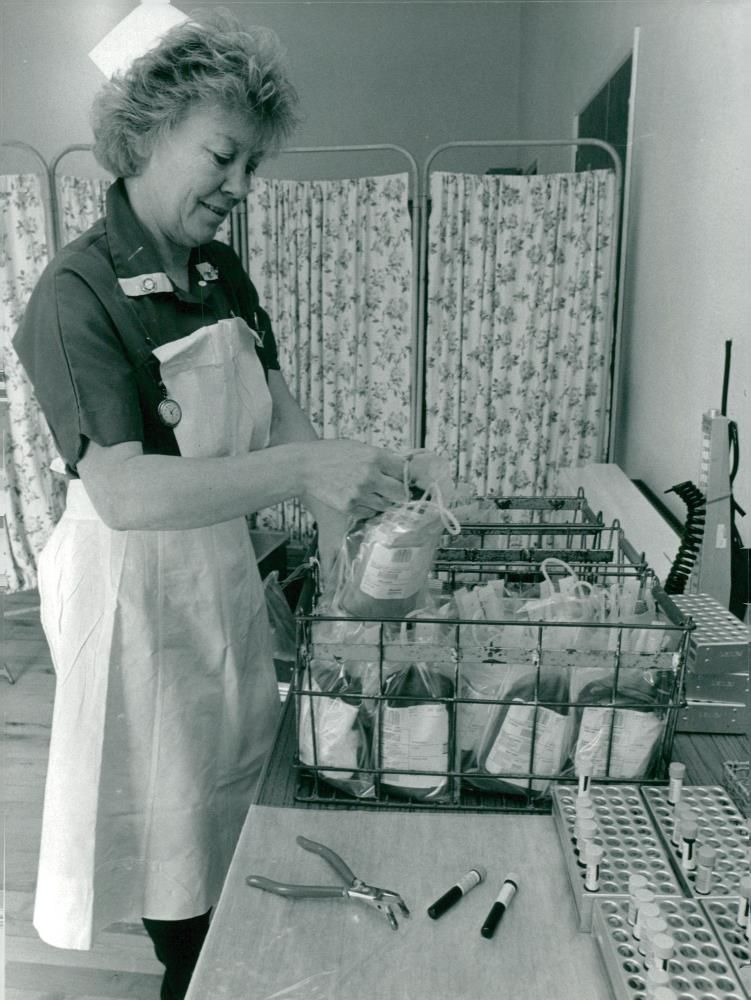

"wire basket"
[438, 492, 647, 591]
[292, 582, 691, 813]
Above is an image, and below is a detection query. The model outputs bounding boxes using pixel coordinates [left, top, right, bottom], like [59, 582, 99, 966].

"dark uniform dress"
[13, 181, 283, 975]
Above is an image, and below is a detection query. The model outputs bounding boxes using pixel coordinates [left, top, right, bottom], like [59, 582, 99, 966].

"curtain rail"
[1, 142, 56, 265]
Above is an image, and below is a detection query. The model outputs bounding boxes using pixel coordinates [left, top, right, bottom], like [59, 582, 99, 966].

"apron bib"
[34, 317, 281, 949]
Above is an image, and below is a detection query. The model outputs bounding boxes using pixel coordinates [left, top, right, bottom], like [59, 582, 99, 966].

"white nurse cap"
[88, 0, 191, 79]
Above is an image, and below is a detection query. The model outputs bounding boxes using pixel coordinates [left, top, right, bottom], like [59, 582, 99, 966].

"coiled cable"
[664, 480, 706, 594]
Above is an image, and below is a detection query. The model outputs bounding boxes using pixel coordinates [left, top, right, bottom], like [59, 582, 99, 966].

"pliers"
[245, 835, 410, 930]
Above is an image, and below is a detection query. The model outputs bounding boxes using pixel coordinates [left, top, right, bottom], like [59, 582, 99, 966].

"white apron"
[34, 317, 281, 950]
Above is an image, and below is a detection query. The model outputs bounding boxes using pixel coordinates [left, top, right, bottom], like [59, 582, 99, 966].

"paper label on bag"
[358, 543, 429, 600]
[380, 703, 448, 788]
[299, 687, 360, 779]
[484, 702, 568, 791]
[576, 707, 664, 779]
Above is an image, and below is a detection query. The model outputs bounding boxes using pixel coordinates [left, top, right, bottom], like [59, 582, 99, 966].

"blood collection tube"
[670, 803, 693, 848]
[577, 752, 594, 799]
[573, 801, 595, 855]
[644, 964, 670, 998]
[650, 932, 675, 973]
[427, 866, 486, 919]
[694, 845, 716, 895]
[679, 818, 698, 873]
[737, 874, 751, 928]
[634, 901, 660, 945]
[576, 819, 597, 868]
[627, 877, 650, 926]
[583, 842, 603, 893]
[642, 914, 668, 966]
[667, 761, 685, 806]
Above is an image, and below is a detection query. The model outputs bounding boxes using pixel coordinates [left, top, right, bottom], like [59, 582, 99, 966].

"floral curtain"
[57, 174, 110, 245]
[1, 174, 65, 591]
[424, 169, 616, 497]
[244, 173, 414, 535]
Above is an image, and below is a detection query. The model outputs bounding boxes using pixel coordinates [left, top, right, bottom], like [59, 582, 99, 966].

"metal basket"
[292, 583, 691, 813]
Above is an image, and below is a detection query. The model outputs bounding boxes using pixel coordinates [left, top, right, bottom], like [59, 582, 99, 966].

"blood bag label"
[575, 707, 664, 779]
[484, 701, 568, 791]
[358, 543, 430, 600]
[380, 703, 448, 788]
[299, 682, 360, 779]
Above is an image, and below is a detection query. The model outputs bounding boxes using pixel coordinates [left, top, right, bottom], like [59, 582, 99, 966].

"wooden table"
[186, 805, 609, 1000]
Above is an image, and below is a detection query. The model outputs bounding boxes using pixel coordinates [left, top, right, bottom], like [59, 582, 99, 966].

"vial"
[667, 761, 685, 805]
[576, 818, 597, 868]
[670, 802, 693, 847]
[694, 845, 716, 895]
[634, 901, 660, 945]
[583, 842, 603, 893]
[577, 751, 594, 799]
[679, 818, 698, 872]
[642, 914, 668, 967]
[738, 874, 751, 928]
[573, 801, 595, 854]
[650, 932, 675, 973]
[627, 877, 651, 926]
[644, 964, 670, 998]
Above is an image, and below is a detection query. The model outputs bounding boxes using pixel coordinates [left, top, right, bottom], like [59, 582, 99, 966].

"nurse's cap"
[88, 0, 191, 79]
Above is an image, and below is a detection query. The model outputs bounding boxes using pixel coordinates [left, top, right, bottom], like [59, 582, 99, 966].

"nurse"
[13, 14, 404, 1000]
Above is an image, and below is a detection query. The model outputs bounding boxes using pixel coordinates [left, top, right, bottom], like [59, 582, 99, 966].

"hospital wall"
[518, 0, 751, 541]
[0, 0, 523, 178]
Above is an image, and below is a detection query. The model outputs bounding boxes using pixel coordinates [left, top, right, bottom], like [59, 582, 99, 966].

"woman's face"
[134, 104, 264, 251]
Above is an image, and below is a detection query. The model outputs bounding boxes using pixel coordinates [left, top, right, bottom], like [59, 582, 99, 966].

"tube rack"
[592, 896, 748, 1000]
[551, 784, 682, 931]
[642, 785, 749, 898]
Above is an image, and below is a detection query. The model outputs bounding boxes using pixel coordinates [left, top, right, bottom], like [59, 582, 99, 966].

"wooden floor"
[2, 590, 163, 1000]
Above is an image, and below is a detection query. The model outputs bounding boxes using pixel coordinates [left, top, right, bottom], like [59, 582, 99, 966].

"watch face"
[157, 397, 182, 428]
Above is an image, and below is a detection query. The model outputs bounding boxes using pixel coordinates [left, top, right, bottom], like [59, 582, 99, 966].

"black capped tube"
[427, 866, 486, 919]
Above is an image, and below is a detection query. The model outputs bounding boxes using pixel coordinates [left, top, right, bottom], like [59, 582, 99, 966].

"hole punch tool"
[245, 835, 410, 930]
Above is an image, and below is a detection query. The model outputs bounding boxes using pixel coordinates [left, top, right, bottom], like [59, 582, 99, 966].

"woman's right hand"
[302, 439, 406, 517]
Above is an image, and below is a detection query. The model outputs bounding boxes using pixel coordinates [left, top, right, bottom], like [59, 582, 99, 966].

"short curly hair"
[91, 12, 299, 177]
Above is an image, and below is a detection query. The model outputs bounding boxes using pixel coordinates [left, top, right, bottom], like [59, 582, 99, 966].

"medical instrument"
[641, 914, 667, 969]
[427, 865, 486, 919]
[480, 873, 518, 939]
[678, 818, 698, 872]
[633, 900, 659, 943]
[244, 835, 410, 930]
[583, 842, 603, 893]
[693, 845, 716, 895]
[667, 760, 685, 805]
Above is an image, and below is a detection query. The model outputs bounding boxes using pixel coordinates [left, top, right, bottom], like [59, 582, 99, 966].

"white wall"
[519, 0, 751, 543]
[1, 1, 523, 180]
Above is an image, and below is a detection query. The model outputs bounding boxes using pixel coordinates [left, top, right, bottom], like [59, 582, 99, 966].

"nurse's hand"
[302, 439, 406, 517]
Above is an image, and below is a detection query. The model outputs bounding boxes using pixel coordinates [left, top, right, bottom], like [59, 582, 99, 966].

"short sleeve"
[13, 262, 144, 472]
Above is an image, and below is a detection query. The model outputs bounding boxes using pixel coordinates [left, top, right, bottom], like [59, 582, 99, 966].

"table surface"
[186, 804, 610, 1000]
